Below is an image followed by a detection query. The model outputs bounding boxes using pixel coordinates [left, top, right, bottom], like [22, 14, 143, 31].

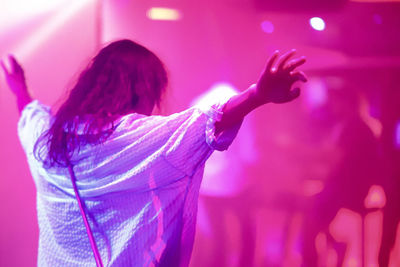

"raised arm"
[214, 49, 307, 136]
[1, 55, 33, 114]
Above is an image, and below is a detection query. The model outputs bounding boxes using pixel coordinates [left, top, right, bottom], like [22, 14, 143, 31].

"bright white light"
[13, 0, 67, 16]
[193, 82, 238, 108]
[0, 0, 69, 27]
[14, 0, 94, 60]
[310, 17, 326, 31]
[261, 20, 274, 34]
[147, 7, 182, 21]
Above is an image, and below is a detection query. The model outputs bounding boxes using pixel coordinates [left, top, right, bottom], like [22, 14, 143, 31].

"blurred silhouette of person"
[300, 86, 382, 267]
[2, 40, 307, 267]
[379, 167, 400, 267]
[379, 153, 400, 267]
[190, 85, 259, 267]
[378, 78, 400, 267]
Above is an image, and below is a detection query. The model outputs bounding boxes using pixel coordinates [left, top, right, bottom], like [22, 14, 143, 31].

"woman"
[2, 39, 306, 266]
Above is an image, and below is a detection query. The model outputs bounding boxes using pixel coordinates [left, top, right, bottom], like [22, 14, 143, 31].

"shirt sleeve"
[18, 100, 51, 153]
[161, 100, 242, 177]
[34, 94, 241, 197]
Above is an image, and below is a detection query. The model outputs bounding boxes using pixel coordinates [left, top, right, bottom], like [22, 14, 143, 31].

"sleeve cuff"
[18, 100, 51, 152]
[200, 98, 242, 152]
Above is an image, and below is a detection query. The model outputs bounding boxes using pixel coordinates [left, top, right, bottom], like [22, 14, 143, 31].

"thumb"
[288, 88, 300, 101]
[0, 60, 8, 75]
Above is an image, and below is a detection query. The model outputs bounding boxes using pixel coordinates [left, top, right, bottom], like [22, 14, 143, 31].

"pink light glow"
[329, 209, 362, 266]
[396, 120, 400, 148]
[302, 180, 324, 197]
[329, 208, 384, 266]
[195, 82, 258, 197]
[303, 78, 328, 109]
[373, 14, 383, 24]
[261, 20, 274, 34]
[364, 185, 386, 209]
[359, 97, 383, 138]
[1, 1, 399, 266]
[315, 232, 327, 256]
[193, 82, 237, 110]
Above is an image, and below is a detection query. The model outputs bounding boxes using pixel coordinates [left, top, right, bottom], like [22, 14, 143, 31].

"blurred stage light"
[302, 180, 324, 197]
[373, 14, 383, 24]
[0, 0, 69, 35]
[13, 0, 94, 60]
[396, 120, 400, 148]
[350, 0, 400, 2]
[147, 7, 182, 21]
[11, 0, 67, 15]
[364, 185, 386, 209]
[261, 20, 274, 34]
[193, 82, 238, 108]
[359, 96, 382, 138]
[0, 0, 68, 20]
[194, 82, 256, 198]
[309, 17, 325, 31]
[303, 78, 328, 109]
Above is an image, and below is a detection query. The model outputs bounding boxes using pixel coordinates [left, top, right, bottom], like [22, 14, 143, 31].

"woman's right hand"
[1, 55, 28, 96]
[1, 55, 33, 113]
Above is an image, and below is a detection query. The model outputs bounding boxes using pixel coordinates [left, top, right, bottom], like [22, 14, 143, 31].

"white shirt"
[18, 98, 240, 267]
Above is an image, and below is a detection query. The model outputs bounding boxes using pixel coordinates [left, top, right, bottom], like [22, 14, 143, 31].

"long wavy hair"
[35, 39, 168, 168]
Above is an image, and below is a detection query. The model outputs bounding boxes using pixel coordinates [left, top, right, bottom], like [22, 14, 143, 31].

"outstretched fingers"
[8, 54, 23, 74]
[290, 70, 308, 83]
[265, 50, 279, 72]
[277, 49, 296, 71]
[0, 60, 8, 75]
[285, 56, 306, 72]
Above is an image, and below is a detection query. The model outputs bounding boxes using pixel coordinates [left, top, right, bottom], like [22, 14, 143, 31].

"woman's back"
[19, 99, 239, 266]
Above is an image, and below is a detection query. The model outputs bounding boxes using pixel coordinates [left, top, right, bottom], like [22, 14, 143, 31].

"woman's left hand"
[255, 49, 307, 104]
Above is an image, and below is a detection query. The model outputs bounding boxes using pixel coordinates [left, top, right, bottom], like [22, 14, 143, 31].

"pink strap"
[68, 164, 104, 267]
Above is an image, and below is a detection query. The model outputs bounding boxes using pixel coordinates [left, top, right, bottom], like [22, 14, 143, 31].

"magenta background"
[1, 0, 399, 266]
